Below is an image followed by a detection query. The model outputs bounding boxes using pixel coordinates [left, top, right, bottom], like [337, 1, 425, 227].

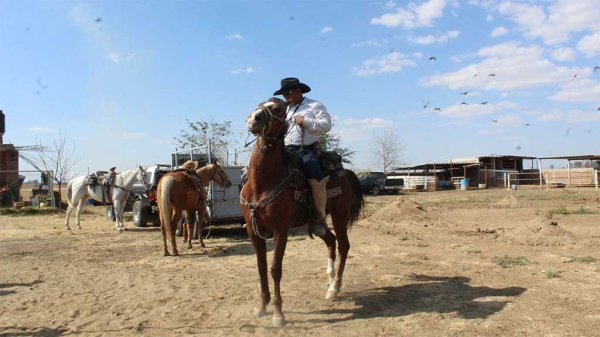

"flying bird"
[460, 90, 471, 95]
[480, 101, 488, 105]
[474, 72, 480, 77]
[460, 101, 468, 105]
[597, 106, 600, 111]
[428, 56, 437, 62]
[594, 66, 600, 72]
[433, 107, 442, 112]
[422, 101, 430, 109]
[524, 123, 531, 127]
[492, 119, 498, 123]
[95, 17, 102, 23]
[572, 73, 579, 80]
[488, 73, 496, 77]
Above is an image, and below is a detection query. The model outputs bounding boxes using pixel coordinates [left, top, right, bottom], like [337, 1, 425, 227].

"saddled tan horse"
[157, 162, 232, 256]
[241, 98, 365, 327]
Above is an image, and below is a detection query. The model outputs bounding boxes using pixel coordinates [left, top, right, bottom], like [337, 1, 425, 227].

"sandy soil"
[1, 186, 600, 337]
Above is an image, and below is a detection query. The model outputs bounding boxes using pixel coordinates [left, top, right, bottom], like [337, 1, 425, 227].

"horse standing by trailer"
[64, 166, 147, 233]
[241, 98, 364, 327]
[157, 162, 232, 256]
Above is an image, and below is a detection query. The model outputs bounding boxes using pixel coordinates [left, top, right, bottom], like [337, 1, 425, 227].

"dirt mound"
[368, 197, 429, 223]
[506, 217, 578, 246]
[492, 194, 520, 208]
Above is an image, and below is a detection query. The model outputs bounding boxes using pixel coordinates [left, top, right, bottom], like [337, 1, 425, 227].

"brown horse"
[241, 98, 364, 327]
[157, 162, 232, 256]
[181, 162, 233, 248]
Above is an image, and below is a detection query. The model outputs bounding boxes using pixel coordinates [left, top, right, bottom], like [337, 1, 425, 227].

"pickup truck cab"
[358, 171, 404, 195]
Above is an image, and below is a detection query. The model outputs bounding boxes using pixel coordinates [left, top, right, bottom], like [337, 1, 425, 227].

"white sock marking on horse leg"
[327, 258, 335, 285]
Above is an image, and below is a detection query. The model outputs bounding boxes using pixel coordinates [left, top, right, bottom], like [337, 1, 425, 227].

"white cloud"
[423, 42, 582, 91]
[551, 47, 576, 62]
[106, 52, 135, 63]
[352, 52, 416, 76]
[410, 30, 460, 45]
[486, 14, 494, 21]
[320, 26, 333, 35]
[230, 67, 255, 75]
[338, 117, 392, 127]
[577, 31, 600, 57]
[370, 0, 448, 28]
[225, 33, 244, 40]
[536, 109, 600, 123]
[29, 126, 57, 133]
[351, 39, 388, 48]
[491, 26, 508, 37]
[496, 0, 600, 45]
[550, 77, 600, 102]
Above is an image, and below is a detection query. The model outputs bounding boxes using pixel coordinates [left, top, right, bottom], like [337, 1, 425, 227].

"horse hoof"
[325, 289, 338, 300]
[253, 307, 266, 317]
[65, 227, 71, 231]
[272, 315, 285, 328]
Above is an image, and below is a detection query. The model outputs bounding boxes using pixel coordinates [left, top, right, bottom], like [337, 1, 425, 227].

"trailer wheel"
[372, 185, 381, 196]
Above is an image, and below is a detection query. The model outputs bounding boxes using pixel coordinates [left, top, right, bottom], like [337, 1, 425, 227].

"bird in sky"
[524, 123, 531, 127]
[597, 106, 600, 111]
[572, 73, 580, 80]
[460, 101, 468, 105]
[95, 17, 102, 23]
[474, 71, 480, 77]
[428, 56, 437, 62]
[423, 101, 430, 109]
[433, 107, 441, 112]
[594, 66, 600, 72]
[488, 73, 496, 77]
[492, 119, 498, 123]
[480, 101, 488, 105]
[460, 90, 471, 95]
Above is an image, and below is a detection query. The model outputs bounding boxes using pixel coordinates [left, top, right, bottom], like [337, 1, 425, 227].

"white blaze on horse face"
[246, 108, 264, 131]
[263, 101, 275, 108]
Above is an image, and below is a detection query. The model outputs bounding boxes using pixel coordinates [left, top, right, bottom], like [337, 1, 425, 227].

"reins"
[239, 169, 299, 240]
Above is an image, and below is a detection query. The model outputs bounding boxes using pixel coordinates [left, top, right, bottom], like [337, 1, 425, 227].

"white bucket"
[478, 184, 487, 189]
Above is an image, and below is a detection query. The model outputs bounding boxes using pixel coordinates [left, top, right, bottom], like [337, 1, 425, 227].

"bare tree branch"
[370, 128, 403, 172]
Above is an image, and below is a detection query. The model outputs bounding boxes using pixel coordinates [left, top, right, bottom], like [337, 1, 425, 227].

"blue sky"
[1, 0, 599, 178]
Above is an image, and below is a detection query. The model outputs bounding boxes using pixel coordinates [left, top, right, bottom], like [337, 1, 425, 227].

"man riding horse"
[274, 77, 331, 237]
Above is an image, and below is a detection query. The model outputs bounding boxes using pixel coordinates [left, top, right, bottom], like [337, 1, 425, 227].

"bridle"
[250, 101, 288, 152]
[210, 163, 230, 187]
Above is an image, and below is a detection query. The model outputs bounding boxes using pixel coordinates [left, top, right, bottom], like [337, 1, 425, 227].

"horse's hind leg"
[170, 211, 182, 256]
[160, 220, 170, 256]
[327, 228, 350, 300]
[197, 210, 206, 248]
[184, 211, 193, 249]
[65, 203, 73, 230]
[75, 200, 85, 230]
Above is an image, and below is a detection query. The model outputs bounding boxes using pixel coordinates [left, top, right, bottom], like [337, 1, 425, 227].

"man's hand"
[294, 116, 304, 126]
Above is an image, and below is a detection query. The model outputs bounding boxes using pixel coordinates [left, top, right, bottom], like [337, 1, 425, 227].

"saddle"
[84, 169, 117, 204]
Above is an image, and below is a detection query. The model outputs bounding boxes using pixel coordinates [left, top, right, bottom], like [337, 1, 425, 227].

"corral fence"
[505, 168, 600, 189]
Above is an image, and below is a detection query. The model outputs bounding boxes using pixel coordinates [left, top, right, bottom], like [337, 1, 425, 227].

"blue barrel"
[460, 178, 469, 190]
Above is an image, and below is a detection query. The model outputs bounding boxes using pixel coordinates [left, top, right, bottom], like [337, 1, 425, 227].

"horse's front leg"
[271, 229, 288, 327]
[249, 232, 270, 318]
[114, 200, 125, 233]
[319, 230, 337, 291]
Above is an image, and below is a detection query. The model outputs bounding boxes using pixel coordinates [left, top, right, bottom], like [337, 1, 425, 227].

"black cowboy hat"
[273, 77, 311, 95]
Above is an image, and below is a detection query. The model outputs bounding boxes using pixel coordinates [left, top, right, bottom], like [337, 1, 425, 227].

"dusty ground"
[1, 186, 600, 337]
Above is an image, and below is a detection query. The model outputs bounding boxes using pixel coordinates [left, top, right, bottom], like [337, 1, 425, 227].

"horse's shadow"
[0, 280, 43, 297]
[308, 274, 526, 323]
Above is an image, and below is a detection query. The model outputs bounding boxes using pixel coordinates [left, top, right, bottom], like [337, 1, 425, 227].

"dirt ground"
[1, 186, 600, 337]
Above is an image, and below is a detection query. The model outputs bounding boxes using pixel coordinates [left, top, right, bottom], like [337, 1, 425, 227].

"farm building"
[390, 154, 538, 190]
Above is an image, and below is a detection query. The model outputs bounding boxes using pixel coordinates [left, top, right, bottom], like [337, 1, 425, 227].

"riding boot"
[308, 176, 329, 237]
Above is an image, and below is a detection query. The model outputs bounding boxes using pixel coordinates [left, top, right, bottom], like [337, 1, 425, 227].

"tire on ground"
[132, 200, 149, 227]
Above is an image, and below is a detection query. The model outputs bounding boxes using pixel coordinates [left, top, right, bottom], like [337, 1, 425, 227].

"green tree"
[319, 128, 355, 164]
[173, 119, 236, 159]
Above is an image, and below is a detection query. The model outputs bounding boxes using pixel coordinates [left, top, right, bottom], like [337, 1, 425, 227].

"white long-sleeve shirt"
[284, 97, 332, 146]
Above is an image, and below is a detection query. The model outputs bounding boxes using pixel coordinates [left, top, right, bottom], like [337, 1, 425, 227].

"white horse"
[64, 166, 147, 233]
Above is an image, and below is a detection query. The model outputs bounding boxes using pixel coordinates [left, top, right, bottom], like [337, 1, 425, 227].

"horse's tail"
[345, 169, 365, 229]
[157, 175, 175, 233]
[66, 180, 74, 207]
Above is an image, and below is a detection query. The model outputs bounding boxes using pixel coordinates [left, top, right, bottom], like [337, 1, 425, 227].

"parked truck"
[357, 171, 405, 195]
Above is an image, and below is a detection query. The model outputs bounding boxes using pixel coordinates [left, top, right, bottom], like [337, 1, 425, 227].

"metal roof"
[537, 154, 600, 160]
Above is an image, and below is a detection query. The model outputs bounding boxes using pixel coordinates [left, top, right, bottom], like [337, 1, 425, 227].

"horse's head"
[136, 165, 148, 185]
[210, 161, 232, 189]
[246, 98, 288, 140]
